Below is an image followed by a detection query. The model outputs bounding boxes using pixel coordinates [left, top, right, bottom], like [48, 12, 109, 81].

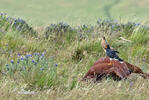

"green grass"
[0, 0, 149, 25]
[0, 1, 149, 99]
[0, 15, 149, 100]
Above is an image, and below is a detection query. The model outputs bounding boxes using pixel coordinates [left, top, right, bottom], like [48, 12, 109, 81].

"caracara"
[105, 45, 123, 62]
[101, 36, 123, 63]
[101, 36, 119, 53]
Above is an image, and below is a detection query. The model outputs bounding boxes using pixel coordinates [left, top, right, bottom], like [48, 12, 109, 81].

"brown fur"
[82, 57, 149, 81]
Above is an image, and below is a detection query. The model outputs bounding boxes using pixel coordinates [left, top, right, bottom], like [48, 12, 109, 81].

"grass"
[0, 0, 149, 99]
[0, 0, 149, 25]
[0, 13, 149, 100]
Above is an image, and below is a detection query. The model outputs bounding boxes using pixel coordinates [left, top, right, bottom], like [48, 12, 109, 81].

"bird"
[101, 36, 108, 53]
[105, 44, 123, 64]
[101, 36, 123, 65]
[101, 36, 119, 53]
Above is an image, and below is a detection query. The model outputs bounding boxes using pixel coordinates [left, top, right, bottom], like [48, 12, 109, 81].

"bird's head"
[105, 45, 110, 49]
[101, 36, 106, 40]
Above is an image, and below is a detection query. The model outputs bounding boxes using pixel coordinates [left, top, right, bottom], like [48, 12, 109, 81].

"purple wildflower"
[111, 25, 115, 29]
[143, 58, 146, 62]
[34, 53, 39, 56]
[13, 21, 17, 25]
[41, 52, 45, 56]
[21, 57, 24, 61]
[114, 19, 118, 23]
[32, 60, 35, 63]
[11, 60, 14, 64]
[26, 54, 32, 57]
[18, 53, 21, 56]
[55, 64, 58, 67]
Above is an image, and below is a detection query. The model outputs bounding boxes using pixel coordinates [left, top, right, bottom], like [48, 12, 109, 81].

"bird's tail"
[114, 50, 119, 54]
[118, 57, 123, 61]
[115, 56, 123, 61]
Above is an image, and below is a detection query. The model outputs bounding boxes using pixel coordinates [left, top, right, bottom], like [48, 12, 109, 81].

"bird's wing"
[114, 50, 119, 53]
[110, 47, 119, 53]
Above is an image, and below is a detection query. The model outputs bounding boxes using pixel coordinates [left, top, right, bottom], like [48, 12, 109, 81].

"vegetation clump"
[0, 13, 36, 36]
[44, 22, 73, 39]
[5, 53, 58, 89]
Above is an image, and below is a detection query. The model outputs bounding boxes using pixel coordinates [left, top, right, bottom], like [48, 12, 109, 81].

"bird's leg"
[108, 58, 113, 65]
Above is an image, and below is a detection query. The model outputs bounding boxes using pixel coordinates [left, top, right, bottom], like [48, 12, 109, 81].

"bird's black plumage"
[105, 45, 123, 61]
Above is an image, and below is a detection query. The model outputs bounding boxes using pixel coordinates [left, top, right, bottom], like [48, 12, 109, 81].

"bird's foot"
[108, 61, 112, 65]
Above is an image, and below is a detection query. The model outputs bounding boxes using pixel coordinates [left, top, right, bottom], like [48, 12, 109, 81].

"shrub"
[44, 22, 73, 39]
[76, 24, 95, 41]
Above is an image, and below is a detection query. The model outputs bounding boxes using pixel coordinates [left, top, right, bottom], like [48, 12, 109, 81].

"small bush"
[44, 22, 73, 39]
[76, 25, 95, 41]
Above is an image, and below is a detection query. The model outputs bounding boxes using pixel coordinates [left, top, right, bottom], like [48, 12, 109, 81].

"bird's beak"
[105, 45, 107, 49]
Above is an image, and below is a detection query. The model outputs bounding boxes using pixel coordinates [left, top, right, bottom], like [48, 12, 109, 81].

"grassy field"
[0, 0, 149, 100]
[0, 0, 149, 25]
